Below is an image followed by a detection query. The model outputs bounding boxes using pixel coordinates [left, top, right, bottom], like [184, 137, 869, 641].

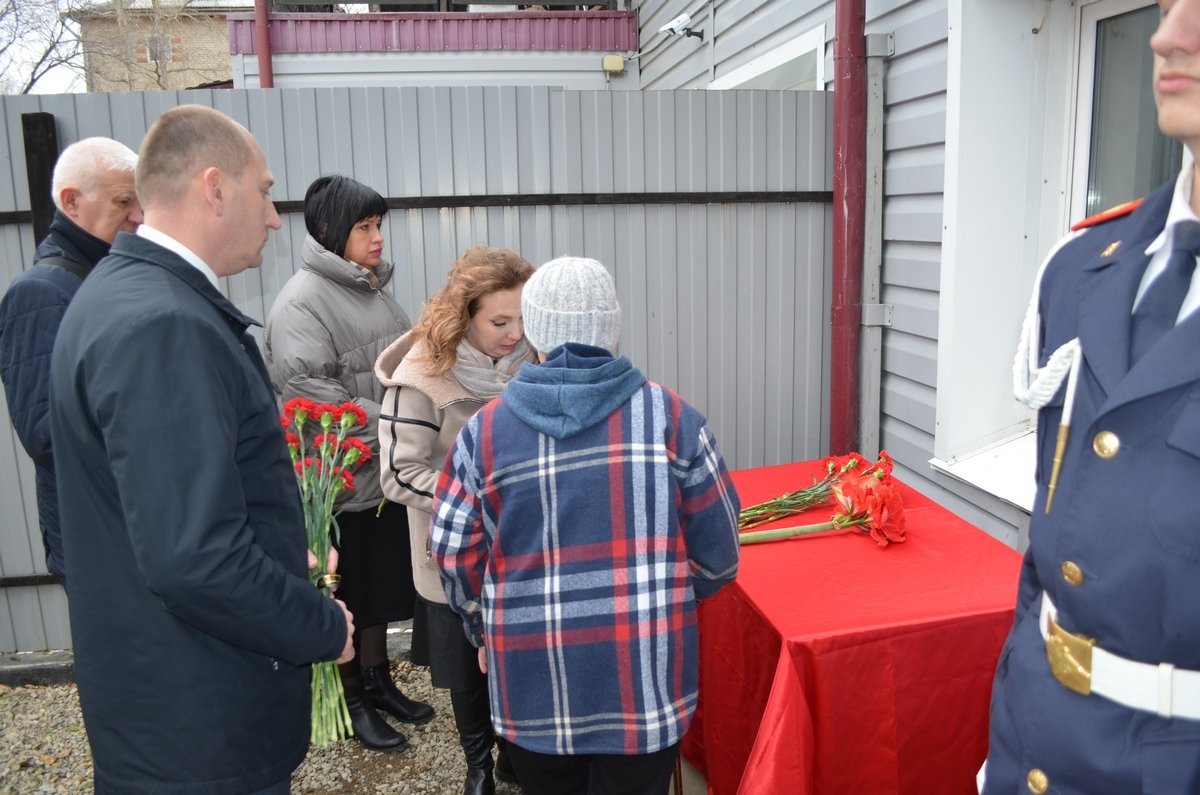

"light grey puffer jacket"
[265, 235, 411, 511]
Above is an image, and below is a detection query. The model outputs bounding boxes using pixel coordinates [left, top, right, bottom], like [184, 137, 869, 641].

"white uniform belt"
[1039, 592, 1200, 720]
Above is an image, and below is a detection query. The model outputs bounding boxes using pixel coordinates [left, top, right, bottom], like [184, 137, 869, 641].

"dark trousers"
[96, 778, 290, 794]
[504, 740, 680, 795]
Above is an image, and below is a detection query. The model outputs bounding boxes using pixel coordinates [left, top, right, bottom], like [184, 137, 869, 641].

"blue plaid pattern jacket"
[431, 343, 740, 756]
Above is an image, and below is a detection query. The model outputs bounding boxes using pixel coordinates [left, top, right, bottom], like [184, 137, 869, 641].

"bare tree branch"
[18, 14, 80, 94]
[0, 0, 240, 94]
[0, 0, 84, 94]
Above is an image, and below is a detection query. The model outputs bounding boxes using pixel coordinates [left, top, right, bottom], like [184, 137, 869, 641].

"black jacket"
[50, 232, 347, 793]
[0, 211, 109, 581]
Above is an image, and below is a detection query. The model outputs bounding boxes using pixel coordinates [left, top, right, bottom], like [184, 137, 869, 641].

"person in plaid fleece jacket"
[431, 256, 741, 795]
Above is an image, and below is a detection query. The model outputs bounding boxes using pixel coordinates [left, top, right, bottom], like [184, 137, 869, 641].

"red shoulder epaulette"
[1069, 198, 1144, 232]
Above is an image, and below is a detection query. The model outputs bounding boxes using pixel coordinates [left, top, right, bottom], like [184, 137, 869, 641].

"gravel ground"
[0, 657, 522, 795]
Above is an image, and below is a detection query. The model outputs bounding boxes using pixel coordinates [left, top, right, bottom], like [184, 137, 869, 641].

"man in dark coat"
[983, 2, 1200, 793]
[0, 136, 141, 582]
[50, 105, 354, 794]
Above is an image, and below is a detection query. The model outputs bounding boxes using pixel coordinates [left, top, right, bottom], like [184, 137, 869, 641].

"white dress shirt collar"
[136, 224, 221, 291]
[1135, 148, 1200, 320]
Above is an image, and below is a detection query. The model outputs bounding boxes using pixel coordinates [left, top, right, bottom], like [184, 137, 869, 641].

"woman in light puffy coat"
[265, 175, 433, 753]
[376, 247, 534, 795]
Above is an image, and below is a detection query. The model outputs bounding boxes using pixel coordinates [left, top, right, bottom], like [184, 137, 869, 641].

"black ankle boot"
[363, 663, 435, 725]
[344, 682, 408, 752]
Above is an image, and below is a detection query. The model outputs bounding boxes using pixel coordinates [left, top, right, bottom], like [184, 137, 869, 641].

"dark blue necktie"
[1130, 220, 1200, 362]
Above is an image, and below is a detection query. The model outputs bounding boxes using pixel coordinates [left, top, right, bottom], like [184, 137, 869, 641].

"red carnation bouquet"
[281, 398, 371, 746]
[737, 451, 907, 548]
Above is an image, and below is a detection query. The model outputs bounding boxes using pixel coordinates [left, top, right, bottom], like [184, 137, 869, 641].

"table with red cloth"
[681, 460, 1023, 795]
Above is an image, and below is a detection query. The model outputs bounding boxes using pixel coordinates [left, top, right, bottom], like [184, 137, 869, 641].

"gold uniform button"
[1061, 561, 1084, 586]
[1027, 768, 1049, 794]
[1093, 431, 1120, 459]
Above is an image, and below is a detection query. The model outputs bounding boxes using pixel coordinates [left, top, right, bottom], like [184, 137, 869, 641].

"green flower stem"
[289, 407, 362, 746]
[311, 657, 351, 746]
[738, 514, 867, 545]
[308, 585, 352, 746]
[737, 457, 892, 531]
[737, 472, 839, 530]
[739, 521, 840, 545]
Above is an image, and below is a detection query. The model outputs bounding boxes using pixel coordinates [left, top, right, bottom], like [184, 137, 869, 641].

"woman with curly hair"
[376, 246, 534, 794]
[265, 175, 434, 753]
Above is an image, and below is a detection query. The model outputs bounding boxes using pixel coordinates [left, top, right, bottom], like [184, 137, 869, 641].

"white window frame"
[930, 0, 1156, 513]
[1069, 0, 1164, 223]
[707, 24, 825, 91]
[146, 34, 172, 67]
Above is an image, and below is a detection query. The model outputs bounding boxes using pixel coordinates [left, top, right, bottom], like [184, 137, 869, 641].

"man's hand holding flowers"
[307, 548, 355, 664]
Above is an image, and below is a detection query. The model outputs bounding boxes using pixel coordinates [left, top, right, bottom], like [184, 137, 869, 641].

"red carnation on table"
[822, 451, 872, 477]
[832, 470, 906, 547]
[737, 450, 895, 531]
[738, 451, 906, 548]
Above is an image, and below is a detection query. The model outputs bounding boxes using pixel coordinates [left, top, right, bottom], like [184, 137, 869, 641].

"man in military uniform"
[983, 2, 1200, 793]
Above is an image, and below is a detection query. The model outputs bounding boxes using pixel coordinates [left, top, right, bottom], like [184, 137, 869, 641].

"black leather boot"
[344, 681, 408, 752]
[452, 685, 496, 795]
[363, 663, 435, 725]
[462, 729, 497, 795]
[495, 737, 519, 788]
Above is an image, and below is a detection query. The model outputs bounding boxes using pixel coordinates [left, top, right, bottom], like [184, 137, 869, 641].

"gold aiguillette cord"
[1044, 350, 1081, 514]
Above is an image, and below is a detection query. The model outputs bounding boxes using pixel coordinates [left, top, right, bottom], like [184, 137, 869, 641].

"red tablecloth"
[682, 460, 1022, 795]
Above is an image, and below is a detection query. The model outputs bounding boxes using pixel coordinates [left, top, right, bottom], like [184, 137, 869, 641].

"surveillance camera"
[658, 12, 692, 36]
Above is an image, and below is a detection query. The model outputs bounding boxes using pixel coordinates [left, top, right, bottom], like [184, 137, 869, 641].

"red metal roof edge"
[228, 11, 638, 56]
[227, 11, 634, 20]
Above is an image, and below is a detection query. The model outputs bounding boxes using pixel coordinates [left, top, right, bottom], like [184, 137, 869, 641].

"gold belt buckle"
[1045, 614, 1095, 696]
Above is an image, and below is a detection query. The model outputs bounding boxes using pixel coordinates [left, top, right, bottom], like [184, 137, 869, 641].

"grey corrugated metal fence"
[0, 86, 832, 652]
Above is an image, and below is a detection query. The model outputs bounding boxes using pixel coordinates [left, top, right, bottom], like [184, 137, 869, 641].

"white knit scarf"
[451, 338, 530, 399]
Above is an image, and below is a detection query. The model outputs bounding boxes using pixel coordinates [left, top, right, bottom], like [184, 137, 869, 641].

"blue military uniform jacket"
[985, 179, 1200, 794]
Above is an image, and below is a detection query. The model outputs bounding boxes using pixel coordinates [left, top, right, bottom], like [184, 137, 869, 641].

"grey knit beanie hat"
[522, 256, 621, 353]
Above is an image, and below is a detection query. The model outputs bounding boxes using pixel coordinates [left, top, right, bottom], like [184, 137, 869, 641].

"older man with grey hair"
[0, 136, 142, 583]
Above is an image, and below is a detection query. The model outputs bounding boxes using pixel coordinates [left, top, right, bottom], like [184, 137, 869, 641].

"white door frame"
[1069, 0, 1159, 221]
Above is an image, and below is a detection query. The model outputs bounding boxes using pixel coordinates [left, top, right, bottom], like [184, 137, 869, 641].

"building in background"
[227, 4, 638, 90]
[69, 0, 252, 91]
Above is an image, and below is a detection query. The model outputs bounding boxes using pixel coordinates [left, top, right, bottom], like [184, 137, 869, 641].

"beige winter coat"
[375, 332, 491, 603]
